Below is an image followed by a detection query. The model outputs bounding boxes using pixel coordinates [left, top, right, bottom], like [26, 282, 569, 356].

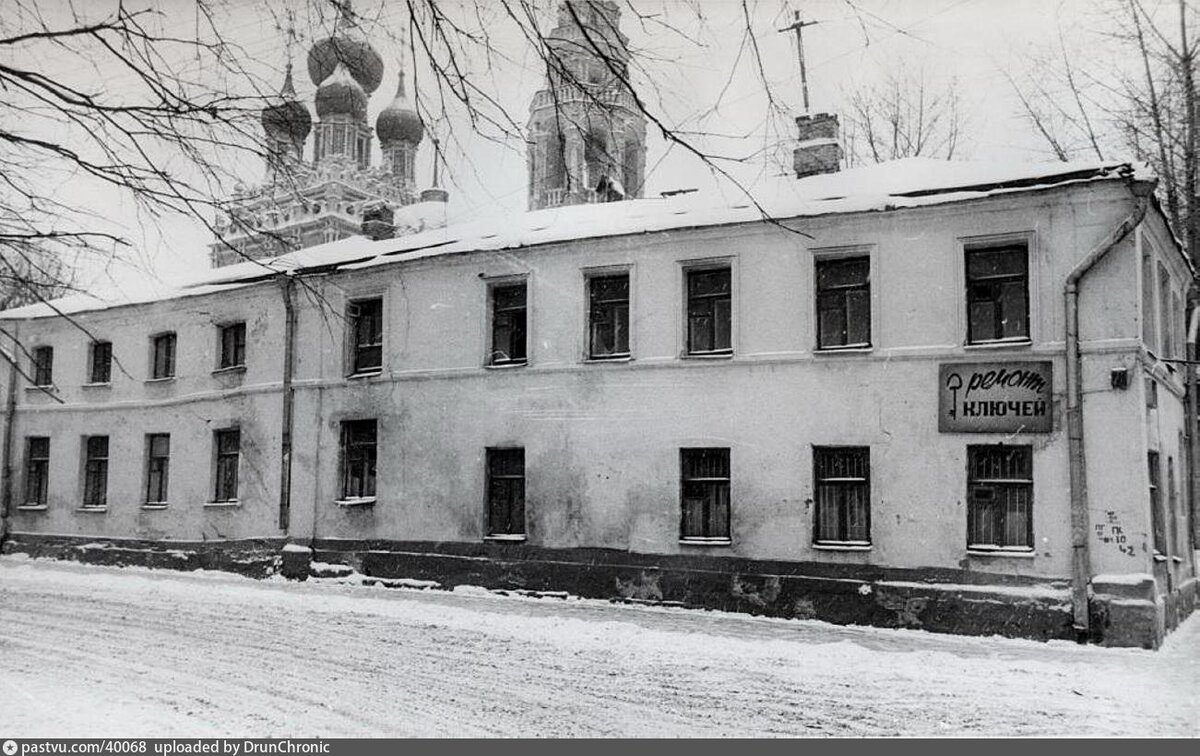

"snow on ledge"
[876, 580, 1069, 600]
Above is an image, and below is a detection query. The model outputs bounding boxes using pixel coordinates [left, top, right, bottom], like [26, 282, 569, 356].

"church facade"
[0, 2, 1196, 649]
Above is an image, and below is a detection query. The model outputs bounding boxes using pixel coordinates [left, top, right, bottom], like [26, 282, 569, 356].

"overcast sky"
[24, 0, 1159, 297]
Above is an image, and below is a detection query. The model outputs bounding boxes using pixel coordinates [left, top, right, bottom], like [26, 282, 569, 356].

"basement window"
[967, 445, 1032, 551]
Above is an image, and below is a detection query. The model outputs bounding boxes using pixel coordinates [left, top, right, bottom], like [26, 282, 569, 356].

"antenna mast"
[779, 10, 818, 113]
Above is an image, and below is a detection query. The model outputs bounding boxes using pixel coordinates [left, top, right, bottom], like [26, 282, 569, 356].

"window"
[82, 436, 109, 510]
[490, 282, 527, 366]
[966, 245, 1029, 344]
[213, 429, 240, 503]
[588, 273, 630, 359]
[23, 437, 49, 506]
[349, 298, 383, 375]
[680, 448, 731, 542]
[219, 323, 246, 369]
[31, 346, 53, 387]
[813, 447, 870, 544]
[1141, 254, 1156, 347]
[1159, 263, 1173, 358]
[686, 267, 732, 355]
[1149, 451, 1167, 556]
[816, 257, 870, 349]
[340, 420, 377, 500]
[89, 341, 112, 384]
[145, 434, 170, 505]
[486, 448, 525, 538]
[151, 333, 176, 379]
[967, 445, 1032, 550]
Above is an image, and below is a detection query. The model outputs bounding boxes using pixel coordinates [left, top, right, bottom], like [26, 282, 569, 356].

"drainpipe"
[0, 325, 19, 551]
[1065, 180, 1153, 639]
[278, 274, 297, 533]
[1187, 301, 1200, 558]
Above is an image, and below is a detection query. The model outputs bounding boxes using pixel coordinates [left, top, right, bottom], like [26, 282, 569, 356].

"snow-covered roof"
[0, 157, 1143, 320]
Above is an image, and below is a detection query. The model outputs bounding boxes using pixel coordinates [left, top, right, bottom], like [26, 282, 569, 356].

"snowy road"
[0, 556, 1196, 737]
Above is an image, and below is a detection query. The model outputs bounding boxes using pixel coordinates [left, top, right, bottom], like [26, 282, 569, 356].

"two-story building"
[1, 153, 1196, 648]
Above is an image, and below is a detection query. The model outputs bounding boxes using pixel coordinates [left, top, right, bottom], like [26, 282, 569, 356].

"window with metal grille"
[213, 429, 241, 502]
[680, 448, 731, 541]
[816, 258, 870, 349]
[219, 323, 246, 369]
[486, 448, 525, 537]
[1149, 451, 1166, 555]
[490, 283, 527, 366]
[967, 445, 1032, 550]
[686, 268, 732, 355]
[588, 274, 630, 359]
[32, 346, 53, 387]
[340, 420, 377, 500]
[813, 447, 870, 544]
[151, 333, 176, 379]
[89, 341, 112, 384]
[145, 434, 170, 504]
[966, 245, 1029, 344]
[349, 299, 383, 375]
[82, 436, 108, 509]
[24, 437, 49, 506]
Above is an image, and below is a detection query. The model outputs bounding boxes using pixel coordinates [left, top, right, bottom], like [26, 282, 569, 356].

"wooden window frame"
[680, 448, 731, 543]
[23, 436, 50, 506]
[348, 298, 384, 376]
[339, 419, 377, 502]
[485, 447, 526, 539]
[684, 266, 733, 356]
[145, 433, 171, 505]
[150, 333, 176, 380]
[815, 257, 871, 350]
[82, 435, 109, 510]
[218, 323, 247, 370]
[967, 445, 1033, 551]
[213, 428, 241, 503]
[965, 244, 1030, 345]
[89, 341, 112, 384]
[813, 446, 871, 545]
[489, 281, 528, 367]
[587, 272, 631, 360]
[31, 346, 53, 387]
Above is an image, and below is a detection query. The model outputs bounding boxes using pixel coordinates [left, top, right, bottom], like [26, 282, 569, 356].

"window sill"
[335, 496, 376, 507]
[15, 504, 47, 511]
[77, 506, 108, 513]
[24, 385, 56, 393]
[963, 339, 1032, 350]
[485, 361, 528, 370]
[1152, 553, 1169, 563]
[681, 351, 733, 360]
[484, 534, 527, 542]
[212, 365, 246, 376]
[1172, 555, 1184, 564]
[141, 504, 169, 510]
[814, 346, 872, 355]
[584, 354, 632, 364]
[967, 547, 1035, 558]
[346, 370, 383, 380]
[679, 537, 732, 546]
[813, 542, 872, 551]
[81, 382, 112, 389]
[144, 377, 176, 384]
[204, 500, 240, 508]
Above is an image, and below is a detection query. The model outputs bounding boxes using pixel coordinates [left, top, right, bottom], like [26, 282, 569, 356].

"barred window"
[686, 268, 732, 355]
[151, 333, 176, 379]
[340, 420, 377, 500]
[219, 323, 246, 369]
[32, 346, 53, 387]
[89, 341, 112, 384]
[24, 437, 49, 506]
[486, 448, 526, 538]
[490, 283, 527, 366]
[967, 445, 1032, 550]
[816, 258, 870, 349]
[680, 448, 731, 542]
[588, 274, 630, 359]
[1149, 451, 1166, 555]
[82, 436, 109, 510]
[966, 245, 1029, 343]
[145, 434, 170, 504]
[349, 299, 383, 375]
[813, 447, 870, 545]
[213, 429, 241, 503]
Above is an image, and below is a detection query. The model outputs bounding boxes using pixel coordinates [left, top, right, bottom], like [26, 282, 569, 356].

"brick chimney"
[362, 202, 395, 241]
[793, 113, 842, 179]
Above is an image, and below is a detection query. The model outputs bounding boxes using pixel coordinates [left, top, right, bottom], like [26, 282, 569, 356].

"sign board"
[938, 361, 1053, 433]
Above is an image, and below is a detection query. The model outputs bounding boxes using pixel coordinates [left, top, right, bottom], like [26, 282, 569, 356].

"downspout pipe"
[278, 274, 297, 534]
[0, 325, 19, 552]
[1065, 179, 1153, 640]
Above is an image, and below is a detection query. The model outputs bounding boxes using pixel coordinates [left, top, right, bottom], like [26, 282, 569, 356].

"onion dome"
[307, 34, 384, 94]
[376, 69, 424, 145]
[261, 63, 311, 142]
[314, 62, 368, 120]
